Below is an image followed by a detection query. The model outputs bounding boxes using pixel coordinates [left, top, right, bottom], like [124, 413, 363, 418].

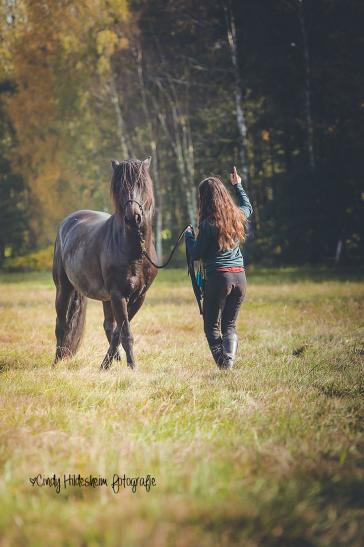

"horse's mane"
[111, 159, 154, 218]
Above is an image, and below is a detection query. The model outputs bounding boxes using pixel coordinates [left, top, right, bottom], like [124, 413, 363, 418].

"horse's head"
[111, 157, 154, 229]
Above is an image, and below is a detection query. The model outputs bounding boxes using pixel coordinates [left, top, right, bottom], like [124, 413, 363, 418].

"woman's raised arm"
[230, 166, 253, 219]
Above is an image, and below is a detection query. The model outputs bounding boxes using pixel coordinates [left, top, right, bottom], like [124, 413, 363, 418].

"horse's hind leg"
[53, 245, 87, 363]
[102, 301, 121, 361]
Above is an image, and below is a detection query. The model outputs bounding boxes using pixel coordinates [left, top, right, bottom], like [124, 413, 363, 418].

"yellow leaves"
[97, 56, 111, 76]
[97, 29, 119, 58]
[61, 34, 81, 55]
[106, 0, 130, 21]
[83, 0, 130, 25]
[79, 91, 91, 110]
[119, 36, 129, 50]
[96, 29, 129, 75]
[1, 0, 134, 245]
[161, 229, 172, 240]
[96, 29, 120, 74]
[261, 130, 270, 142]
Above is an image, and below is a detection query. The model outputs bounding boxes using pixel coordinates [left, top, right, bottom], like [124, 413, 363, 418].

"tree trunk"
[155, 81, 197, 225]
[225, 1, 249, 187]
[136, 46, 163, 260]
[151, 144, 163, 261]
[298, 0, 316, 173]
[335, 238, 343, 263]
[109, 70, 132, 160]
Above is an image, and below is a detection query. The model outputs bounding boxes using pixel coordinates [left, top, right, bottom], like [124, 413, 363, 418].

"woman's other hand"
[230, 166, 241, 186]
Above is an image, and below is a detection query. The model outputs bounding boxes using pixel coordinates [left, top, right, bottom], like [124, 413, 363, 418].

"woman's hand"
[230, 166, 241, 185]
[185, 226, 194, 239]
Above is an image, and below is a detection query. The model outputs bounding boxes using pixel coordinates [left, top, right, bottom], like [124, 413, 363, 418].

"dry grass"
[0, 268, 363, 546]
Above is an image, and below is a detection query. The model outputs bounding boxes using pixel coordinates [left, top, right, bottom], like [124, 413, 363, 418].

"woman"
[185, 167, 253, 369]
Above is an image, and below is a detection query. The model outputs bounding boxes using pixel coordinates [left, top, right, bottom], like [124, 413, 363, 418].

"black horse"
[52, 158, 157, 369]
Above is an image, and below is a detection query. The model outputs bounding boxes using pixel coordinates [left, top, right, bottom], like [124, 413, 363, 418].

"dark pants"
[203, 270, 247, 346]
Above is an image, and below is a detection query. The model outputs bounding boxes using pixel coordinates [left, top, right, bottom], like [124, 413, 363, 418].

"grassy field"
[0, 267, 363, 546]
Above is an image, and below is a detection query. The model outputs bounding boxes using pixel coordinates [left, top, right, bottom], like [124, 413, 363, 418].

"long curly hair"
[198, 177, 246, 250]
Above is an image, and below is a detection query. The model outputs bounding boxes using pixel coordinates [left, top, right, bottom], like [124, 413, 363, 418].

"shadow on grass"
[314, 382, 364, 399]
[185, 471, 364, 545]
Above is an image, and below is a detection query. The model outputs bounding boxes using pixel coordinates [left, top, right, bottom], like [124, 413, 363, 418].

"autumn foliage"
[0, 0, 363, 265]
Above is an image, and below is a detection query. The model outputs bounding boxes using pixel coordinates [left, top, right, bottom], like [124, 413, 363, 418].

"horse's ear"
[111, 160, 120, 170]
[143, 156, 151, 169]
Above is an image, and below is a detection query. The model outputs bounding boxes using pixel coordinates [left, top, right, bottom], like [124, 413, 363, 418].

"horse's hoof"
[114, 351, 121, 361]
[127, 362, 136, 370]
[53, 352, 63, 366]
[100, 357, 112, 370]
[54, 349, 62, 363]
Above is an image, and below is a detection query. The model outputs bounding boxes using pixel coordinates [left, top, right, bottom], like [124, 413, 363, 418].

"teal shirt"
[185, 183, 253, 274]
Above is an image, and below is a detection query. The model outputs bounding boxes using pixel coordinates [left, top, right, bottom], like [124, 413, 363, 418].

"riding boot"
[209, 340, 232, 370]
[222, 333, 238, 367]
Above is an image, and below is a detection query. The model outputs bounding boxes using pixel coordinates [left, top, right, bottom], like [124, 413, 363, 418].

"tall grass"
[0, 268, 363, 546]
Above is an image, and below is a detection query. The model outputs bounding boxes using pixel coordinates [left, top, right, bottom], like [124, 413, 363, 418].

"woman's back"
[185, 182, 253, 274]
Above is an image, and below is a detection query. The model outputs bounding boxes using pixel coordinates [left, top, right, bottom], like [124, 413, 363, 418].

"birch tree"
[135, 44, 163, 259]
[96, 29, 133, 160]
[153, 69, 197, 225]
[224, 0, 249, 187]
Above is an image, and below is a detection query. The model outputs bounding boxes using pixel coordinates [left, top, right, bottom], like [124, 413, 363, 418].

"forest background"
[0, 0, 363, 268]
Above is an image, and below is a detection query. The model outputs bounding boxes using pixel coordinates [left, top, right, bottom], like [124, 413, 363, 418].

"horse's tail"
[61, 290, 87, 358]
[53, 232, 87, 362]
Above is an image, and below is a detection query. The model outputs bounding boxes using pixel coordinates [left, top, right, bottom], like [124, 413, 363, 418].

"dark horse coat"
[52, 158, 157, 369]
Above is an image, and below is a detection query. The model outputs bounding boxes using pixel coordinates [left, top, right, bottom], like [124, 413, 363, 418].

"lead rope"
[137, 224, 193, 269]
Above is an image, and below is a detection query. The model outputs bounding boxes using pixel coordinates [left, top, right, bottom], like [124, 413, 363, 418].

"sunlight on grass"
[0, 268, 363, 546]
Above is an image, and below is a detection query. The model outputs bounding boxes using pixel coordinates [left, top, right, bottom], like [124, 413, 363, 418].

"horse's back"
[59, 210, 110, 244]
[54, 210, 111, 299]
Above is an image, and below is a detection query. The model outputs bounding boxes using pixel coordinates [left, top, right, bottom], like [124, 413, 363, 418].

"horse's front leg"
[102, 301, 121, 361]
[100, 293, 134, 370]
[117, 297, 136, 369]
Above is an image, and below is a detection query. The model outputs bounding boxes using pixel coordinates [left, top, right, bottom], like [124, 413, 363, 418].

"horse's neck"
[110, 213, 153, 251]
